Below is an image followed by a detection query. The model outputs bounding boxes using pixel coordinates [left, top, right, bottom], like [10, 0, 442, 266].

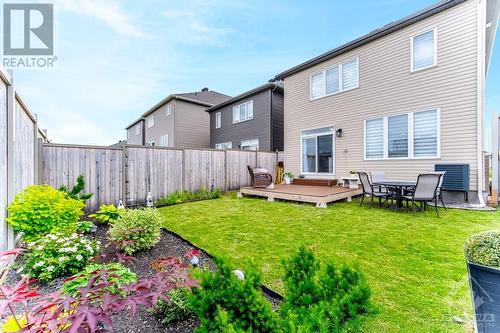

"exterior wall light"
[336, 128, 343, 137]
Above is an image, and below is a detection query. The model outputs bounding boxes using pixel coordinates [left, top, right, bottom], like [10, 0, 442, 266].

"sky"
[10, 0, 500, 148]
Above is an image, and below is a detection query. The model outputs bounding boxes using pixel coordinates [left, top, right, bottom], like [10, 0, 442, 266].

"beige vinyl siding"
[283, 0, 479, 189]
[174, 100, 211, 148]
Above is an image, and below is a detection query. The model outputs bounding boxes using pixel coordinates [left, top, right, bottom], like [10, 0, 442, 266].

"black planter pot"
[467, 261, 500, 332]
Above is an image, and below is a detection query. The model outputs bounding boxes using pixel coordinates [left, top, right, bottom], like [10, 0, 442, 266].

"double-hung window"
[215, 112, 221, 129]
[241, 138, 259, 150]
[147, 115, 155, 128]
[165, 103, 172, 116]
[310, 58, 359, 100]
[301, 127, 334, 174]
[159, 134, 168, 147]
[411, 28, 437, 72]
[233, 100, 253, 123]
[134, 124, 141, 136]
[364, 108, 439, 159]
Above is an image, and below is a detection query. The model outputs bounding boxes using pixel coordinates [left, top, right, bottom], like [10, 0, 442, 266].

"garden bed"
[5, 225, 281, 332]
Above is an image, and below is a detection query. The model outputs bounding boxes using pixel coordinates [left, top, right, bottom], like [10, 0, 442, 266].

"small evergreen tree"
[59, 174, 93, 201]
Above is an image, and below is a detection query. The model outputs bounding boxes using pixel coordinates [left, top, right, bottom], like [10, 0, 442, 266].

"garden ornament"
[146, 192, 154, 207]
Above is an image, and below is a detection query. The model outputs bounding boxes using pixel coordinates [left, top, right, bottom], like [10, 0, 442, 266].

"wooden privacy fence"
[41, 143, 282, 211]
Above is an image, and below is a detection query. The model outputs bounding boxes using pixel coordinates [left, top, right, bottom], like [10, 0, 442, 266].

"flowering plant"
[23, 232, 99, 282]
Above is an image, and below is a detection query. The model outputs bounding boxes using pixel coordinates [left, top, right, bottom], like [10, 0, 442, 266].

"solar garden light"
[190, 255, 200, 267]
[90, 224, 98, 239]
[117, 200, 125, 209]
[232, 270, 245, 280]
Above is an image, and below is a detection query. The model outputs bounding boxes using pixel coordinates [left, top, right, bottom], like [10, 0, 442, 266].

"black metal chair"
[402, 173, 443, 217]
[357, 172, 391, 208]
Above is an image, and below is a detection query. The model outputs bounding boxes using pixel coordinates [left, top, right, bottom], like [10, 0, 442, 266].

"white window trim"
[232, 100, 254, 124]
[147, 115, 155, 128]
[215, 142, 232, 149]
[363, 108, 441, 160]
[159, 134, 169, 147]
[165, 103, 172, 117]
[240, 138, 259, 150]
[410, 27, 438, 73]
[215, 112, 221, 129]
[300, 126, 335, 176]
[134, 124, 140, 136]
[309, 57, 359, 101]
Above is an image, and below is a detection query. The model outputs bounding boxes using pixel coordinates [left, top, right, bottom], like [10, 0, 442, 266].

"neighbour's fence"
[0, 70, 45, 251]
[41, 143, 282, 211]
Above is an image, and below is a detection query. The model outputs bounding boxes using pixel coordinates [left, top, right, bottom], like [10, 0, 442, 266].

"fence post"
[121, 141, 127, 206]
[6, 75, 15, 249]
[33, 115, 39, 183]
[37, 139, 43, 184]
[181, 148, 185, 192]
[224, 149, 228, 192]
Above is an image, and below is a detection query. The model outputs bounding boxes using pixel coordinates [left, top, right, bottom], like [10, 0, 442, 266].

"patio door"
[301, 127, 335, 175]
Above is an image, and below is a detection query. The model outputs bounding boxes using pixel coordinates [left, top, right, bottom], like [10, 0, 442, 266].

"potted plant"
[464, 231, 500, 332]
[283, 172, 294, 185]
[349, 170, 358, 178]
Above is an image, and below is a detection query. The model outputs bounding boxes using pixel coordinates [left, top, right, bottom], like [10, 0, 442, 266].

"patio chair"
[402, 173, 443, 217]
[247, 165, 273, 188]
[369, 171, 386, 183]
[357, 172, 391, 208]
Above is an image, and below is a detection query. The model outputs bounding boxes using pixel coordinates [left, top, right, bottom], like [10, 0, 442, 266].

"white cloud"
[59, 0, 149, 38]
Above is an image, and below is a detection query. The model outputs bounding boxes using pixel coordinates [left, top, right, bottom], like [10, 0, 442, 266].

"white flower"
[47, 266, 54, 272]
[75, 254, 83, 261]
[33, 261, 45, 268]
[58, 256, 68, 262]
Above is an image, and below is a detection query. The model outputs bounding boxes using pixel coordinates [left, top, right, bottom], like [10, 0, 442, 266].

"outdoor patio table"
[372, 180, 416, 209]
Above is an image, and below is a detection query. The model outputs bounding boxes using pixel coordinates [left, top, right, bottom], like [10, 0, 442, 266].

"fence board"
[0, 79, 7, 250]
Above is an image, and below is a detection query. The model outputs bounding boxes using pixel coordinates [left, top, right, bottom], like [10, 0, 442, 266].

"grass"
[159, 193, 500, 332]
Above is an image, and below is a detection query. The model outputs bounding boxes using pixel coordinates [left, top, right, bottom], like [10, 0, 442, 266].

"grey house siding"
[127, 120, 145, 145]
[210, 89, 272, 150]
[271, 89, 284, 151]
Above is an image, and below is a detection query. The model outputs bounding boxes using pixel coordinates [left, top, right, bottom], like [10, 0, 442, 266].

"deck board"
[239, 184, 362, 208]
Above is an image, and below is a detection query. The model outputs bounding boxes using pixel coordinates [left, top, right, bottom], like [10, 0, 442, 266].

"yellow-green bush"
[7, 185, 84, 242]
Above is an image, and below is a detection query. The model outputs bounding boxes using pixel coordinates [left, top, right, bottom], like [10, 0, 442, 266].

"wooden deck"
[238, 184, 363, 208]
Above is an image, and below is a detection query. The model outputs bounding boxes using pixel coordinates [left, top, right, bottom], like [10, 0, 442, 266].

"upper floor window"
[215, 112, 221, 129]
[147, 115, 155, 128]
[310, 58, 359, 100]
[411, 28, 437, 72]
[165, 103, 172, 116]
[233, 100, 253, 123]
[135, 124, 141, 135]
[364, 108, 439, 160]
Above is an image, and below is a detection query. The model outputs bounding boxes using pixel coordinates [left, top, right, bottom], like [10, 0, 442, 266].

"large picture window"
[301, 127, 334, 174]
[364, 109, 439, 159]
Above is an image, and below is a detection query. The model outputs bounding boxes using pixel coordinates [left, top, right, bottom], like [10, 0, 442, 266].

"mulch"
[5, 225, 281, 332]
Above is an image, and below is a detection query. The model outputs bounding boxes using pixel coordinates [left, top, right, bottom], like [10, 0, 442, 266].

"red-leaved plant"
[0, 247, 199, 332]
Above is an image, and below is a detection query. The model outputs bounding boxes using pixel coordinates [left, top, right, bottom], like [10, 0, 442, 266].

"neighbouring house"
[274, 0, 500, 203]
[125, 88, 231, 148]
[207, 82, 284, 151]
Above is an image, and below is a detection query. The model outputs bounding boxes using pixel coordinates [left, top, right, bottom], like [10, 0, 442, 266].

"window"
[215, 112, 221, 129]
[146, 139, 155, 146]
[364, 109, 439, 159]
[411, 28, 437, 71]
[233, 101, 253, 123]
[310, 58, 359, 100]
[241, 138, 259, 150]
[165, 103, 172, 116]
[147, 115, 155, 128]
[388, 114, 408, 158]
[413, 109, 438, 157]
[135, 124, 140, 135]
[215, 142, 232, 149]
[365, 118, 384, 159]
[301, 127, 334, 174]
[159, 134, 168, 147]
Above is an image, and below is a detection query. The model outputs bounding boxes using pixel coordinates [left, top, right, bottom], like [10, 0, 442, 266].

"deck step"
[292, 178, 337, 187]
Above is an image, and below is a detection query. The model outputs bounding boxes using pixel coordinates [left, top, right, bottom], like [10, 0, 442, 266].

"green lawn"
[159, 193, 500, 332]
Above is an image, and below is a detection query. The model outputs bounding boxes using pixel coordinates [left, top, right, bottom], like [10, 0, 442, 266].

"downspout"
[476, 0, 486, 207]
[269, 83, 279, 151]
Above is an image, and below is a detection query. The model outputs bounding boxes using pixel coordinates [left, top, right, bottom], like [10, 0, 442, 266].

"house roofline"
[205, 82, 283, 113]
[125, 117, 145, 130]
[274, 0, 467, 80]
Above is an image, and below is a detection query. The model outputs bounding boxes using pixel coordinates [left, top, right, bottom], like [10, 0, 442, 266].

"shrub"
[76, 220, 95, 234]
[7, 185, 84, 242]
[153, 288, 194, 325]
[279, 247, 372, 332]
[58, 175, 93, 201]
[23, 232, 99, 282]
[155, 187, 221, 207]
[89, 204, 122, 224]
[464, 231, 500, 268]
[108, 208, 162, 254]
[189, 257, 279, 333]
[62, 262, 137, 297]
